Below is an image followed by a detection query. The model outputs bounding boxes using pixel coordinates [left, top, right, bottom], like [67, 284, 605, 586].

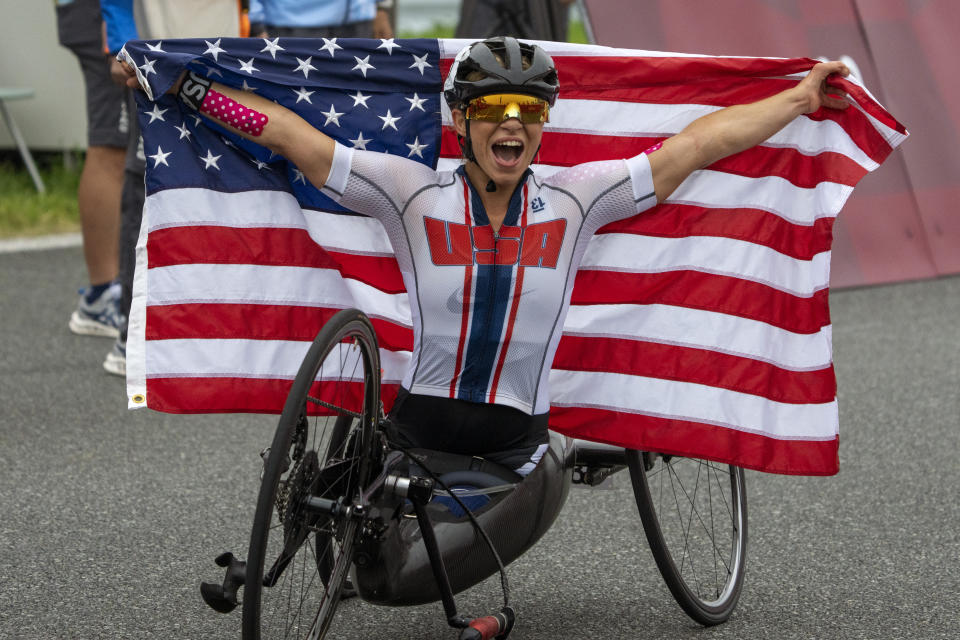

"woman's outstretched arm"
[647, 60, 850, 202]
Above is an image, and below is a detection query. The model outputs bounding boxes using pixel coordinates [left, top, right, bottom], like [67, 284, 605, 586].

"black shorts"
[387, 388, 550, 476]
[56, 0, 128, 148]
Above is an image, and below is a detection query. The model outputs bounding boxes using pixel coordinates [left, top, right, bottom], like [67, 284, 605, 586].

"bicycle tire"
[626, 451, 747, 626]
[243, 309, 381, 640]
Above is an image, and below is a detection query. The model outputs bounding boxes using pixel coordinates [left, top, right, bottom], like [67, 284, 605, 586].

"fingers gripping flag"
[120, 37, 907, 475]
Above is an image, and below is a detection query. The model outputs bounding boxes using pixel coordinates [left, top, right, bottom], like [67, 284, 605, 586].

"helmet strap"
[458, 117, 477, 163]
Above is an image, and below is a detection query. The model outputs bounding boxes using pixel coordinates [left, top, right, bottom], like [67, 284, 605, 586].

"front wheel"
[243, 309, 381, 639]
[627, 451, 747, 626]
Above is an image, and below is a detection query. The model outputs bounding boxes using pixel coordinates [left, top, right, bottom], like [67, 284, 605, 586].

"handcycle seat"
[353, 432, 573, 606]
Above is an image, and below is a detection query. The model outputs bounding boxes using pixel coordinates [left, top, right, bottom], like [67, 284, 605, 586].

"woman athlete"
[121, 37, 850, 477]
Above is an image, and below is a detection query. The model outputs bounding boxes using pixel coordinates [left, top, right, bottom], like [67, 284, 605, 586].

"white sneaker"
[70, 283, 123, 338]
[103, 339, 126, 377]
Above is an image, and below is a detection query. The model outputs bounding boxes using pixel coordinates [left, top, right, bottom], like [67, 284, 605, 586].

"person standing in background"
[248, 0, 394, 39]
[55, 0, 127, 339]
[98, 0, 245, 376]
[455, 0, 574, 41]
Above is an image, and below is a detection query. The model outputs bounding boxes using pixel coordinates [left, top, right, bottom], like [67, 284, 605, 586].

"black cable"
[394, 444, 512, 609]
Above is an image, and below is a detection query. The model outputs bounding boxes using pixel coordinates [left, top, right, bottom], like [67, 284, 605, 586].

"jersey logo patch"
[424, 217, 567, 268]
[531, 196, 546, 213]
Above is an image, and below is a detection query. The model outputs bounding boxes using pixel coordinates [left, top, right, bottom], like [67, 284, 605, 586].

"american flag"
[120, 37, 906, 475]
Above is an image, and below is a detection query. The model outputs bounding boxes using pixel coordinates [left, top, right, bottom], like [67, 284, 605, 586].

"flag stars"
[149, 145, 171, 167]
[191, 114, 203, 127]
[241, 80, 257, 92]
[350, 90, 371, 108]
[146, 104, 168, 123]
[238, 58, 259, 74]
[260, 37, 283, 59]
[352, 55, 375, 77]
[377, 38, 400, 54]
[349, 132, 371, 150]
[293, 56, 317, 78]
[175, 122, 192, 140]
[409, 53, 431, 75]
[292, 168, 307, 184]
[294, 87, 315, 104]
[406, 137, 428, 158]
[203, 38, 226, 61]
[199, 149, 222, 170]
[321, 104, 344, 127]
[145, 41, 164, 52]
[319, 38, 342, 57]
[405, 93, 427, 112]
[378, 109, 400, 131]
[139, 57, 157, 76]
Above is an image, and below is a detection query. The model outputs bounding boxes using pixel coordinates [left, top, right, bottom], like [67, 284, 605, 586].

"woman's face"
[452, 108, 544, 189]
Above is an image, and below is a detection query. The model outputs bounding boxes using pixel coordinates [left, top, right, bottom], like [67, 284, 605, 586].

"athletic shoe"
[103, 338, 126, 377]
[69, 283, 123, 338]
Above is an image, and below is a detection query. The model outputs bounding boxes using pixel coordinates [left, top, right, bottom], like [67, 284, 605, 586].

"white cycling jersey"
[321, 142, 658, 416]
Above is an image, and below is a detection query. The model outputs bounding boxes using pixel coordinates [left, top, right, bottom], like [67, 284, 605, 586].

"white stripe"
[146, 263, 412, 325]
[440, 98, 876, 172]
[144, 188, 395, 255]
[127, 201, 152, 408]
[145, 339, 410, 382]
[549, 369, 839, 441]
[562, 303, 834, 371]
[440, 39, 741, 60]
[668, 170, 853, 225]
[581, 233, 831, 297]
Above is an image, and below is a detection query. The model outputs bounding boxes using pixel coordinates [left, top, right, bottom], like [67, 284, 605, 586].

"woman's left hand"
[796, 61, 851, 113]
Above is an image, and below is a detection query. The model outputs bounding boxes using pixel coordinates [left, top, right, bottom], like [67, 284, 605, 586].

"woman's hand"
[113, 59, 142, 89]
[794, 60, 851, 114]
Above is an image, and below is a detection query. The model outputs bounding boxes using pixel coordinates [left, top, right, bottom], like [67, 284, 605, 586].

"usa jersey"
[322, 143, 657, 415]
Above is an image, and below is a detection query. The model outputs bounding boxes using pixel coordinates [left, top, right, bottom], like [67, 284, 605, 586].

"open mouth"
[491, 140, 524, 166]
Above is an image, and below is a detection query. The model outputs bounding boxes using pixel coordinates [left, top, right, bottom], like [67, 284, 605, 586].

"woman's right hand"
[113, 59, 142, 89]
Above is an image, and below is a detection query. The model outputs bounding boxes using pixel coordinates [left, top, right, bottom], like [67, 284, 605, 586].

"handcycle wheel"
[243, 309, 381, 639]
[626, 451, 747, 626]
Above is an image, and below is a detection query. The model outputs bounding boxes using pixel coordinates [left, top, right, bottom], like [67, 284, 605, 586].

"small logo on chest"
[531, 196, 546, 213]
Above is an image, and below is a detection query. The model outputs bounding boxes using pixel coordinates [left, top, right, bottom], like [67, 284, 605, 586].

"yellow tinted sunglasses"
[465, 93, 550, 124]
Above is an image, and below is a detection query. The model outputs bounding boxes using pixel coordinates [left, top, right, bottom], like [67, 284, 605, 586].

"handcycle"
[201, 308, 748, 639]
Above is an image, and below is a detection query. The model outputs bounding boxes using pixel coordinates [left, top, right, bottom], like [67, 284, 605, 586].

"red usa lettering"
[424, 217, 567, 267]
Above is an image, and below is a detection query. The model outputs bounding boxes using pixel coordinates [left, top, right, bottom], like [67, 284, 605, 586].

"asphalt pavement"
[1, 245, 957, 639]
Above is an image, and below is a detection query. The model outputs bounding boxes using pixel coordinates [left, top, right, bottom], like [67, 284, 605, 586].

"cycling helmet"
[444, 36, 560, 110]
[444, 37, 559, 166]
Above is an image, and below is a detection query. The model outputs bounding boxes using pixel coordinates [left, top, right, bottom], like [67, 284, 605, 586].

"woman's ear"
[451, 108, 467, 137]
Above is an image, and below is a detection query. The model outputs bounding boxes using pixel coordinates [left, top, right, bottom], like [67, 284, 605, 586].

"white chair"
[0, 87, 46, 194]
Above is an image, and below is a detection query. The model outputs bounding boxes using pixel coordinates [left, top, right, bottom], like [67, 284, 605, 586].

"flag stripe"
[553, 335, 836, 404]
[570, 270, 831, 334]
[563, 303, 833, 371]
[146, 303, 414, 351]
[549, 406, 839, 476]
[597, 204, 835, 262]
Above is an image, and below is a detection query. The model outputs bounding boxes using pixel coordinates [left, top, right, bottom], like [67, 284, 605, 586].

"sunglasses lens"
[467, 94, 549, 123]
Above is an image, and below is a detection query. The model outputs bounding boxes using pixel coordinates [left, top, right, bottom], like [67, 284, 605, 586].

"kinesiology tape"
[177, 70, 268, 137]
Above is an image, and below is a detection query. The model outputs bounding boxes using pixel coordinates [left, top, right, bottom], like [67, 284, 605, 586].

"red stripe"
[597, 203, 835, 261]
[553, 335, 836, 405]
[488, 184, 528, 402]
[146, 303, 414, 351]
[146, 376, 402, 416]
[442, 129, 867, 188]
[147, 226, 405, 293]
[449, 177, 473, 398]
[549, 406, 839, 476]
[570, 270, 831, 335]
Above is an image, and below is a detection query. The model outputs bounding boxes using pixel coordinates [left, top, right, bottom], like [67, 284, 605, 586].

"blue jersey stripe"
[456, 170, 528, 403]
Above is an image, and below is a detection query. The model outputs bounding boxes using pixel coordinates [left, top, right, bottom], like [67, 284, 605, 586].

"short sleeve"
[320, 142, 440, 225]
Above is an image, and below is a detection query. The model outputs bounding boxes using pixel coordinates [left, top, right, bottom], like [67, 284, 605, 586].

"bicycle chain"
[274, 414, 308, 518]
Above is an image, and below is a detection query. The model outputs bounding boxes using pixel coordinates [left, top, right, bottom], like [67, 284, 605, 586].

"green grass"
[0, 153, 82, 239]
[0, 25, 589, 239]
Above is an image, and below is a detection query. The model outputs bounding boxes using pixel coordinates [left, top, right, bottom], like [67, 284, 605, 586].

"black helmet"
[444, 37, 559, 110]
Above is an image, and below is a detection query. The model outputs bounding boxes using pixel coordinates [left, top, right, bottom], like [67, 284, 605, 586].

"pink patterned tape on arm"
[200, 89, 269, 137]
[644, 141, 663, 154]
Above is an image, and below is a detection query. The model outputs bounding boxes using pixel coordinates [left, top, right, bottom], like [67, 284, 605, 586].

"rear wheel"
[243, 309, 381, 639]
[627, 452, 747, 625]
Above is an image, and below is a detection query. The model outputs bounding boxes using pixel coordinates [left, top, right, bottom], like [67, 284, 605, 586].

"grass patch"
[0, 152, 82, 238]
